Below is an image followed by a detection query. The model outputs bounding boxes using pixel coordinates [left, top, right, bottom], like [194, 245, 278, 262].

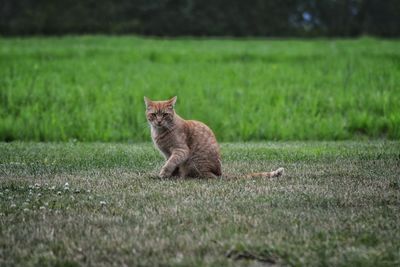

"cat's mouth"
[153, 123, 164, 128]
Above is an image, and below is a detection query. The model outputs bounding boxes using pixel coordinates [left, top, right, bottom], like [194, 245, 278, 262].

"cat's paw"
[159, 168, 171, 179]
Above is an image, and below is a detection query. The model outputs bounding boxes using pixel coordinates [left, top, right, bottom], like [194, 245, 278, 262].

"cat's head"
[144, 96, 177, 128]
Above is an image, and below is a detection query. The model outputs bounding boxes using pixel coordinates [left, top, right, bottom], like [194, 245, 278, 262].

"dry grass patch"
[1, 141, 399, 266]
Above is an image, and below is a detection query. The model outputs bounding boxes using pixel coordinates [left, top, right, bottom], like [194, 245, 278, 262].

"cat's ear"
[168, 96, 177, 107]
[144, 96, 152, 108]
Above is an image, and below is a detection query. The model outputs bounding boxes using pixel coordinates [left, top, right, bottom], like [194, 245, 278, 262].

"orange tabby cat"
[145, 96, 284, 179]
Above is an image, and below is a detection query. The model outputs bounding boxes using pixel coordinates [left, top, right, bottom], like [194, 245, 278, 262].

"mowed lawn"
[1, 36, 400, 141]
[1, 141, 399, 266]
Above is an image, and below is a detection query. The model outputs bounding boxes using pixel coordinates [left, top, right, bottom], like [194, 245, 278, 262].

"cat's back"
[183, 119, 221, 176]
[183, 119, 220, 155]
[184, 119, 217, 140]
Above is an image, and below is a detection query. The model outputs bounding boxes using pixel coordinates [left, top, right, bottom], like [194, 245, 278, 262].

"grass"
[1, 141, 399, 266]
[0, 36, 400, 141]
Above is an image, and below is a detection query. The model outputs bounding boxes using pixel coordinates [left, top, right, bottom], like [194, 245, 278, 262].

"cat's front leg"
[159, 148, 189, 178]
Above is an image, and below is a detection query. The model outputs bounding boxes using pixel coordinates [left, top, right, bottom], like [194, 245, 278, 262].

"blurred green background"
[1, 0, 399, 142]
[1, 36, 399, 141]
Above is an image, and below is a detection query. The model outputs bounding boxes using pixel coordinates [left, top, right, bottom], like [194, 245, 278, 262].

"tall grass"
[0, 36, 399, 141]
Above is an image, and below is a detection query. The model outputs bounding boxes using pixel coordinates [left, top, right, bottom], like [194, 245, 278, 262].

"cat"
[144, 96, 284, 179]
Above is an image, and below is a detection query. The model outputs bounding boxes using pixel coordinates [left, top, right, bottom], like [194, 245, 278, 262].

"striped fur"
[145, 96, 284, 179]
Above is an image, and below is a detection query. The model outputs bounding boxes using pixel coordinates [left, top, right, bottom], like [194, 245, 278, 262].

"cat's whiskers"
[163, 123, 174, 134]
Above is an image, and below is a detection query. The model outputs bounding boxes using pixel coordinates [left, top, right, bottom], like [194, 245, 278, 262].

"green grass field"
[1, 141, 399, 266]
[1, 36, 399, 141]
[1, 37, 399, 266]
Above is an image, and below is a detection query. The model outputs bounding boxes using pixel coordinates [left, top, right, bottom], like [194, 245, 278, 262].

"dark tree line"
[1, 0, 399, 37]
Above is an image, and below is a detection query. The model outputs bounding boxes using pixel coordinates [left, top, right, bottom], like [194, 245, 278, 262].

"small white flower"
[64, 182, 69, 187]
[39, 206, 45, 210]
[50, 186, 56, 190]
[37, 193, 42, 197]
[28, 185, 33, 189]
[23, 208, 29, 212]
[44, 202, 49, 206]
[57, 191, 62, 195]
[86, 189, 91, 194]
[10, 203, 16, 208]
[100, 201, 107, 206]
[175, 252, 184, 263]
[74, 189, 80, 194]
[34, 183, 40, 188]
[88, 196, 93, 200]
[5, 189, 9, 192]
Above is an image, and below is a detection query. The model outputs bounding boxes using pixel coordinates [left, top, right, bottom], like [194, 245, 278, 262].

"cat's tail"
[244, 167, 284, 178]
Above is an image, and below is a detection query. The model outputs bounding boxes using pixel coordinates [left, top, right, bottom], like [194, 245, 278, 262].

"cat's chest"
[151, 128, 176, 158]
